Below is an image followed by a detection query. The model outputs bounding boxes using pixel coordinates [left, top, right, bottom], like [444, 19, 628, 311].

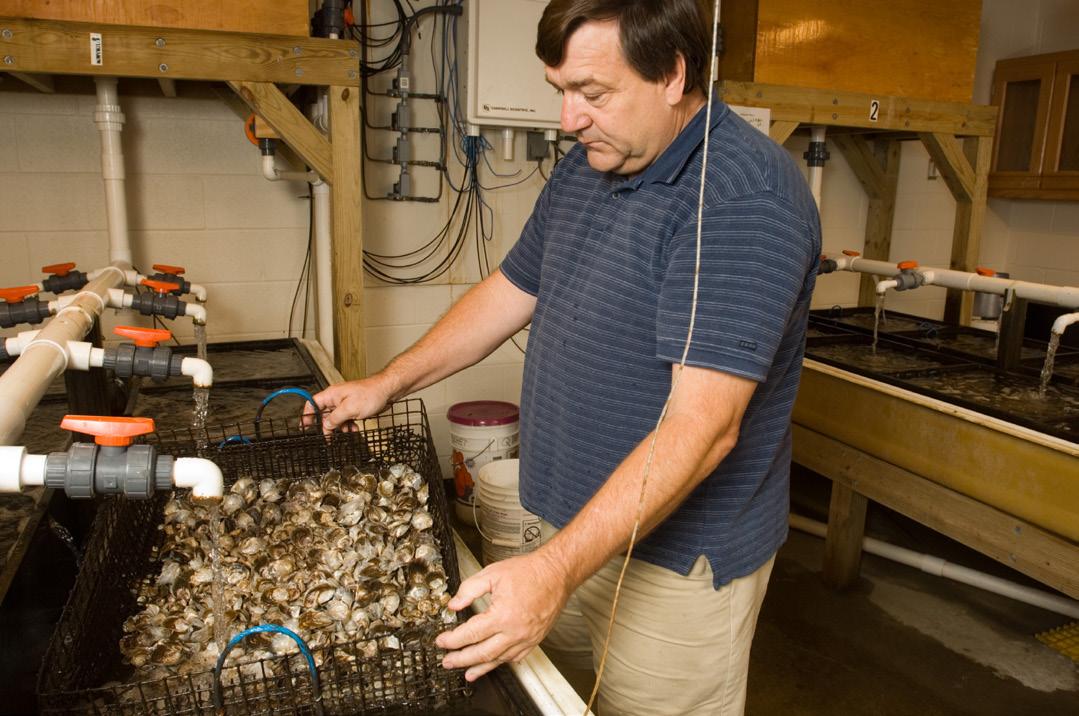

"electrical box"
[461, 0, 562, 130]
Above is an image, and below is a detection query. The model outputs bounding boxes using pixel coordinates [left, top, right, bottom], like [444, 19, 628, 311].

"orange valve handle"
[976, 267, 995, 277]
[152, 263, 186, 276]
[114, 325, 173, 348]
[244, 114, 259, 146]
[0, 285, 40, 303]
[60, 415, 156, 447]
[141, 279, 181, 295]
[42, 262, 76, 276]
[897, 260, 919, 271]
[841, 249, 861, 257]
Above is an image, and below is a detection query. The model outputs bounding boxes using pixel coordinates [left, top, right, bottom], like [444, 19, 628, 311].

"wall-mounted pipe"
[312, 180, 334, 359]
[789, 513, 1079, 619]
[806, 126, 828, 209]
[94, 78, 132, 265]
[1051, 312, 1079, 337]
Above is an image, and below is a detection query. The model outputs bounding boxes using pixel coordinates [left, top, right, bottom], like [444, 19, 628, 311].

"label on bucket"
[480, 503, 542, 565]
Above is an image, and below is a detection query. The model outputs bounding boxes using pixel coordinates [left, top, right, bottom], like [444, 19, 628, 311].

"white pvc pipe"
[261, 154, 319, 184]
[180, 357, 214, 388]
[824, 254, 1079, 310]
[183, 302, 207, 325]
[0, 446, 47, 493]
[1051, 311, 1079, 336]
[94, 78, 133, 265]
[312, 180, 334, 359]
[876, 278, 899, 295]
[172, 457, 224, 500]
[789, 513, 1079, 619]
[0, 264, 128, 445]
[187, 282, 209, 302]
[808, 126, 826, 209]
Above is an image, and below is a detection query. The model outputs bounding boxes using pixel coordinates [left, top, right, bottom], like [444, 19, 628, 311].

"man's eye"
[584, 94, 603, 103]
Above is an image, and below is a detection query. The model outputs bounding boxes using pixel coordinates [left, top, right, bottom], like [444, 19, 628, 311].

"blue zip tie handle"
[254, 386, 321, 439]
[217, 435, 253, 448]
[211, 624, 322, 712]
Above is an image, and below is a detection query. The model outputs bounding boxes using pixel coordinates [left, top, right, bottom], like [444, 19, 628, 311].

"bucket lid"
[447, 401, 519, 426]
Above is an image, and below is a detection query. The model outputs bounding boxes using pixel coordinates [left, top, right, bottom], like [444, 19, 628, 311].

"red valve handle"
[841, 249, 861, 257]
[975, 267, 995, 277]
[60, 415, 156, 447]
[0, 285, 40, 303]
[42, 262, 76, 277]
[152, 264, 186, 276]
[245, 114, 259, 146]
[114, 325, 173, 348]
[897, 260, 919, 270]
[141, 279, 180, 295]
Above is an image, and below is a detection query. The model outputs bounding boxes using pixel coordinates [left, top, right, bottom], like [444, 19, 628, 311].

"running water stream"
[1039, 332, 1062, 397]
[872, 294, 886, 354]
[192, 386, 210, 433]
[209, 502, 227, 653]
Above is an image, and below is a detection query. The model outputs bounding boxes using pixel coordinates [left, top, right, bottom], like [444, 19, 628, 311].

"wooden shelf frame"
[0, 15, 366, 380]
[720, 81, 997, 324]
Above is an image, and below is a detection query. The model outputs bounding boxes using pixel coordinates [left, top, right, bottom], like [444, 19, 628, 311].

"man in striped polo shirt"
[312, 0, 820, 712]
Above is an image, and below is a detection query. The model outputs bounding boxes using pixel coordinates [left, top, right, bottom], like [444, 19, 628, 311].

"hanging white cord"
[583, 2, 722, 713]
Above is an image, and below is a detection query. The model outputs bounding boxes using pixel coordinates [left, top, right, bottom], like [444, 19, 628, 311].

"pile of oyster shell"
[119, 463, 455, 681]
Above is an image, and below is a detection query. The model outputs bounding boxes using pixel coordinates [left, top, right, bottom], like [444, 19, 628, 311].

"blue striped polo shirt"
[500, 100, 821, 587]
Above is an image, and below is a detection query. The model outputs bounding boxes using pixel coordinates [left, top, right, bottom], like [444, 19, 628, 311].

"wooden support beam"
[329, 85, 366, 380]
[834, 136, 902, 306]
[793, 424, 1079, 600]
[7, 70, 53, 92]
[944, 136, 992, 325]
[919, 132, 975, 202]
[719, 81, 997, 137]
[822, 482, 869, 590]
[228, 80, 333, 182]
[157, 77, 176, 97]
[0, 16, 359, 87]
[769, 120, 799, 145]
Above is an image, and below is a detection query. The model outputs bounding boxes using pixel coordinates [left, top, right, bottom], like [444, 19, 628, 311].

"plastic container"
[475, 459, 542, 565]
[447, 401, 520, 526]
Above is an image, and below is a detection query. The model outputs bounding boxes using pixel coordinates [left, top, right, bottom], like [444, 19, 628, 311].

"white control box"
[461, 0, 562, 130]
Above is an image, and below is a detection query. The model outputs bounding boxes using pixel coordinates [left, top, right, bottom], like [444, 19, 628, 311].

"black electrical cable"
[287, 193, 314, 337]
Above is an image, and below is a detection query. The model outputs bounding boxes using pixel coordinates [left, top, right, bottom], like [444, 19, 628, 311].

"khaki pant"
[540, 521, 775, 716]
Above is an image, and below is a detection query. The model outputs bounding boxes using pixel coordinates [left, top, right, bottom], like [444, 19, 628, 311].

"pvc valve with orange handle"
[147, 265, 192, 296]
[0, 286, 39, 303]
[897, 260, 920, 271]
[44, 415, 174, 499]
[892, 261, 927, 292]
[41, 262, 90, 293]
[976, 267, 996, 277]
[130, 280, 188, 320]
[0, 286, 52, 329]
[842, 249, 861, 257]
[60, 415, 155, 447]
[114, 325, 172, 348]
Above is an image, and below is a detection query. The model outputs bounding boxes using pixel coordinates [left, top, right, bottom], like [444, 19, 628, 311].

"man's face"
[545, 20, 686, 175]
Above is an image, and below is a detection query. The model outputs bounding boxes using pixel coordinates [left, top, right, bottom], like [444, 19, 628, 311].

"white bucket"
[476, 459, 542, 565]
[447, 401, 520, 526]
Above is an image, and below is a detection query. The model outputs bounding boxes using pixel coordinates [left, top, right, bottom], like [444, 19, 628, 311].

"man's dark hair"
[536, 0, 712, 95]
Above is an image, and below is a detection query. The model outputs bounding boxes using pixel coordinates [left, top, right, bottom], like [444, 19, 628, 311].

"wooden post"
[822, 481, 869, 590]
[834, 135, 901, 306]
[329, 85, 366, 380]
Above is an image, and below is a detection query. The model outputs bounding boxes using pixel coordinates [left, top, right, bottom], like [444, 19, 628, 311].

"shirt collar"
[612, 98, 729, 193]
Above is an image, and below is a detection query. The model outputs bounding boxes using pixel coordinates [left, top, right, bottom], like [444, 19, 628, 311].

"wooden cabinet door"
[1042, 56, 1079, 195]
[989, 57, 1056, 193]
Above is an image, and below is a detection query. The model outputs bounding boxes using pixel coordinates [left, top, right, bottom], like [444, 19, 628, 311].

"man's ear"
[663, 52, 689, 106]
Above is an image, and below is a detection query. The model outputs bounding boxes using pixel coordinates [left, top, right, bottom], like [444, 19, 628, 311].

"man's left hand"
[436, 549, 570, 681]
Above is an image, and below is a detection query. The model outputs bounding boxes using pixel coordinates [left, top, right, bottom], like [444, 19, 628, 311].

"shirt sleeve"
[656, 192, 819, 381]
[499, 161, 560, 297]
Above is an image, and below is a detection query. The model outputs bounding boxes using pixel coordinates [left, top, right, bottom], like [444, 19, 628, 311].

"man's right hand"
[305, 376, 395, 435]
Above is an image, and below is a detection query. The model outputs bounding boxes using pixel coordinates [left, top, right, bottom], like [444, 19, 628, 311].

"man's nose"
[560, 94, 590, 134]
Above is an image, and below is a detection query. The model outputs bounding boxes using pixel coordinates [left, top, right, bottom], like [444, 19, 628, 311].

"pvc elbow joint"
[181, 357, 214, 388]
[172, 457, 224, 501]
[1051, 312, 1079, 337]
[185, 302, 207, 325]
[0, 446, 48, 493]
[876, 279, 899, 295]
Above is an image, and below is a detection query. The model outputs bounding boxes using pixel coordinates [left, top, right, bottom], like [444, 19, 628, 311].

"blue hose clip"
[212, 624, 322, 713]
[254, 386, 321, 440]
[217, 435, 253, 449]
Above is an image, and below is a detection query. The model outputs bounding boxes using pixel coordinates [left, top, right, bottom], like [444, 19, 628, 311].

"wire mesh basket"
[37, 399, 471, 715]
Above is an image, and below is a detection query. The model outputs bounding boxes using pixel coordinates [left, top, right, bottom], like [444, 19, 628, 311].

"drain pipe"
[94, 78, 133, 265]
[1051, 312, 1079, 339]
[789, 513, 1079, 619]
[312, 180, 334, 359]
[804, 126, 829, 209]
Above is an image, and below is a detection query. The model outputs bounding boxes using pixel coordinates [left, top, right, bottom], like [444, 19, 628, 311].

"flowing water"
[872, 295, 886, 354]
[193, 322, 208, 363]
[209, 502, 227, 652]
[47, 516, 82, 566]
[1040, 332, 1062, 397]
[192, 386, 210, 433]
